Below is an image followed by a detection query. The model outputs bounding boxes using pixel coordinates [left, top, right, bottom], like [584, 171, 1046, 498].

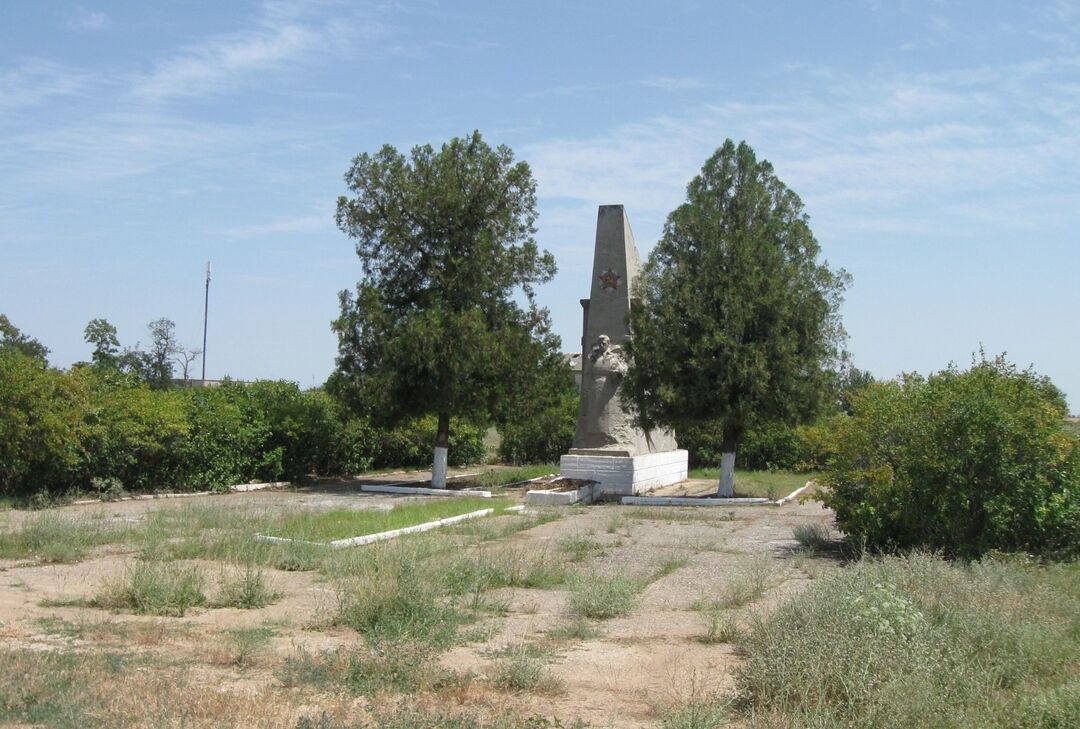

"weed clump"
[792, 522, 831, 551]
[213, 565, 282, 609]
[568, 571, 641, 620]
[92, 561, 206, 616]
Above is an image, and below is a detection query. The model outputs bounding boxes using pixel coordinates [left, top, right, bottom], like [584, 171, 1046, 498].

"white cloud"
[131, 20, 320, 100]
[66, 7, 109, 32]
[0, 59, 105, 113]
[638, 76, 708, 91]
[217, 213, 333, 238]
[525, 59, 1080, 246]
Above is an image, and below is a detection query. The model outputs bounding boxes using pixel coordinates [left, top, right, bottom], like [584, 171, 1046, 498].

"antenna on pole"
[201, 261, 211, 382]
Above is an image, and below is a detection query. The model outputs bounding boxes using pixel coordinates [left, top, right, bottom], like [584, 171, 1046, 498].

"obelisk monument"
[559, 205, 688, 495]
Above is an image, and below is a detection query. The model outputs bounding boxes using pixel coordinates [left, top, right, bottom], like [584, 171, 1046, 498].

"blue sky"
[2, 1, 1078, 409]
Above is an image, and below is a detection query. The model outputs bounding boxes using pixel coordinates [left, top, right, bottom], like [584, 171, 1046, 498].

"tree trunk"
[432, 412, 450, 489]
[717, 435, 736, 497]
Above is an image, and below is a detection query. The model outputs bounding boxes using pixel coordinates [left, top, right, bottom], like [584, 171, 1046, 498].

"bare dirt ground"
[0, 476, 839, 728]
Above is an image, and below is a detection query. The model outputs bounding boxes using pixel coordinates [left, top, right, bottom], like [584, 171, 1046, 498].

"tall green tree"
[146, 317, 181, 388]
[625, 139, 849, 496]
[331, 131, 559, 487]
[0, 314, 49, 365]
[84, 318, 120, 369]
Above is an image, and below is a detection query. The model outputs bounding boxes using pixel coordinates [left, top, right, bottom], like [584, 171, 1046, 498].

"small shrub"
[699, 607, 742, 645]
[661, 697, 731, 729]
[345, 639, 434, 694]
[492, 647, 565, 695]
[719, 556, 771, 608]
[216, 625, 275, 668]
[792, 522, 831, 552]
[93, 561, 207, 616]
[213, 566, 281, 609]
[568, 572, 640, 620]
[546, 618, 602, 642]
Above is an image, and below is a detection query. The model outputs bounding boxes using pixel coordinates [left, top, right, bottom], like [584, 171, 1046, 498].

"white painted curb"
[72, 481, 290, 505]
[502, 473, 557, 488]
[254, 507, 497, 549]
[526, 482, 596, 506]
[621, 496, 770, 506]
[359, 484, 492, 498]
[774, 483, 812, 505]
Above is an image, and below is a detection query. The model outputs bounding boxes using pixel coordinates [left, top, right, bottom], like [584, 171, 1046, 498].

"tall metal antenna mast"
[201, 261, 211, 381]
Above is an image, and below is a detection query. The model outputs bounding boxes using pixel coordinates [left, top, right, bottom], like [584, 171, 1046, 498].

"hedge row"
[0, 351, 484, 497]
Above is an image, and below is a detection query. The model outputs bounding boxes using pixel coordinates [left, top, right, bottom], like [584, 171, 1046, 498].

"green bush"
[822, 355, 1080, 557]
[680, 417, 822, 472]
[376, 415, 486, 468]
[81, 372, 189, 491]
[175, 382, 275, 488]
[0, 354, 489, 497]
[499, 386, 577, 464]
[0, 351, 89, 496]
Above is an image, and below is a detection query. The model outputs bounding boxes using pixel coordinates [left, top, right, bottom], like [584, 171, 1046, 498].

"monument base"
[559, 449, 688, 497]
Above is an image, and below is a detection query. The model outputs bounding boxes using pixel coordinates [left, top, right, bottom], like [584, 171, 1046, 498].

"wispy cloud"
[218, 213, 333, 238]
[131, 18, 319, 100]
[66, 6, 109, 32]
[0, 58, 106, 113]
[129, 1, 385, 101]
[525, 58, 1080, 246]
[638, 75, 708, 91]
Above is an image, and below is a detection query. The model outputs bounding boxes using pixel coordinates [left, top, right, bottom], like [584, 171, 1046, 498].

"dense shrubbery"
[498, 385, 577, 465]
[0, 350, 487, 498]
[679, 417, 831, 472]
[822, 356, 1080, 557]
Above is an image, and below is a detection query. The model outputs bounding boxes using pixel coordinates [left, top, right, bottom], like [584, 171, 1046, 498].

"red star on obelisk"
[598, 268, 620, 290]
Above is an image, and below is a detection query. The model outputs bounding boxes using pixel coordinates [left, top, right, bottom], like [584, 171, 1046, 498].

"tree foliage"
[822, 355, 1079, 557]
[330, 131, 559, 472]
[625, 139, 849, 463]
[0, 314, 50, 365]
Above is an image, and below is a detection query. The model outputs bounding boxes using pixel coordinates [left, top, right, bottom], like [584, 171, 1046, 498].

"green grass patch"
[267, 497, 512, 542]
[624, 507, 737, 524]
[491, 645, 565, 694]
[469, 464, 558, 488]
[652, 553, 690, 580]
[558, 533, 607, 562]
[546, 618, 603, 642]
[0, 511, 126, 563]
[568, 571, 643, 620]
[685, 469, 815, 499]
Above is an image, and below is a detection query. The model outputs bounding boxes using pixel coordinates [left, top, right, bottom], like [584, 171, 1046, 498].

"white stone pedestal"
[559, 449, 688, 497]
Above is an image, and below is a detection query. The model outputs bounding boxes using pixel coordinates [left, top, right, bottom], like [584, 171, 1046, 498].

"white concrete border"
[359, 483, 492, 498]
[526, 482, 596, 506]
[254, 507, 497, 549]
[71, 481, 289, 505]
[621, 496, 770, 506]
[502, 473, 557, 489]
[775, 483, 812, 505]
[621, 480, 815, 507]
